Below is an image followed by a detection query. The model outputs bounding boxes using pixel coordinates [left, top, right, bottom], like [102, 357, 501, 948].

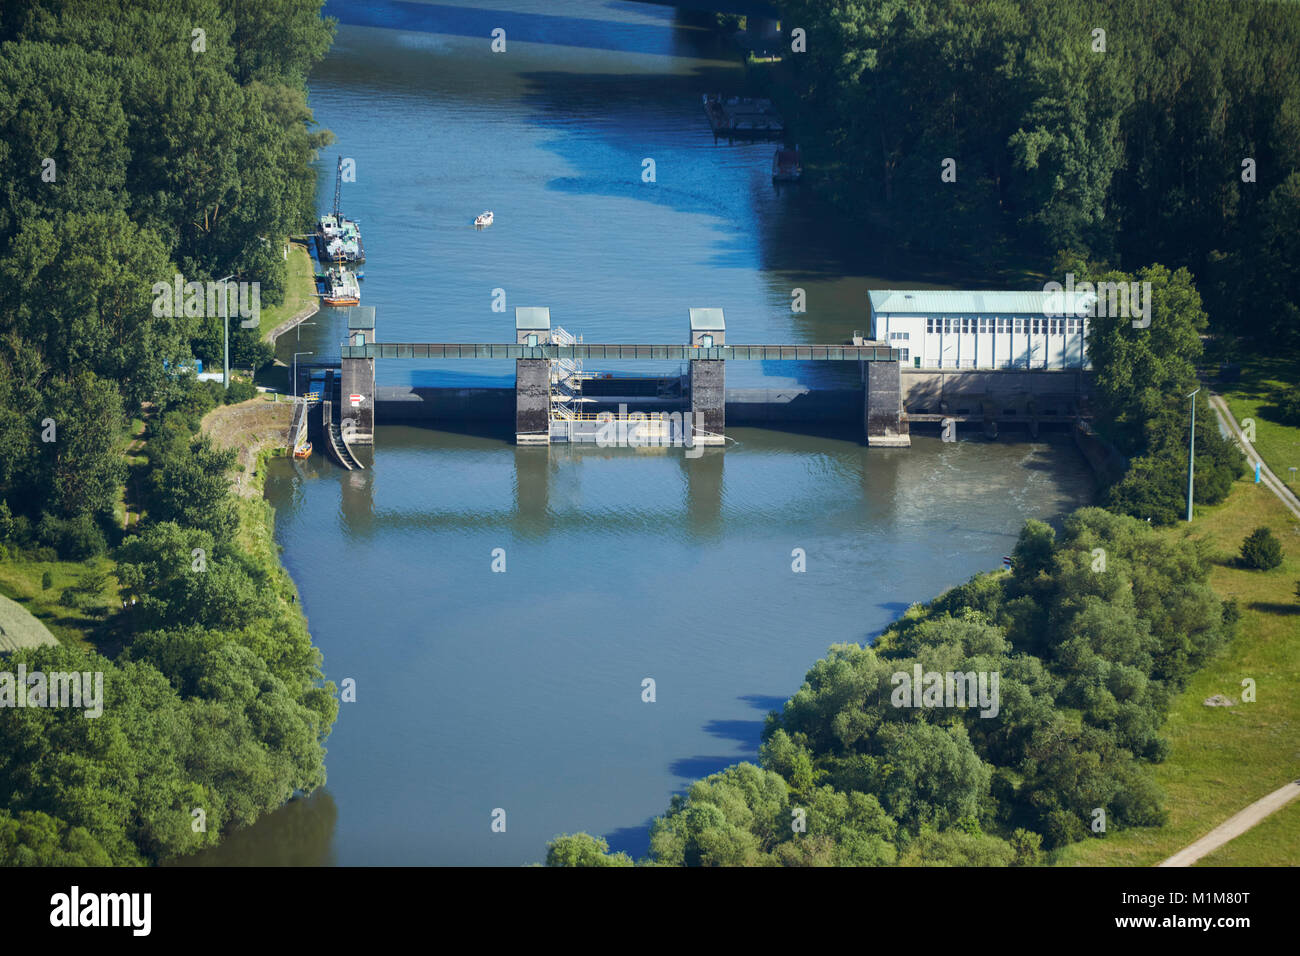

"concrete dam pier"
[299, 306, 1090, 467]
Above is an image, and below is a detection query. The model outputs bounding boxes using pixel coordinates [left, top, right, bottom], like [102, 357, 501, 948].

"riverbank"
[157, 392, 331, 866]
[200, 395, 295, 499]
[1053, 477, 1299, 866]
[199, 395, 309, 630]
[0, 393, 303, 661]
[732, 55, 1051, 289]
[260, 240, 320, 344]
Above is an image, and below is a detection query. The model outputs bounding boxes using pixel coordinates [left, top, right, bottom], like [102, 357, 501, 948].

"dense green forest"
[550, 508, 1237, 865]
[773, 0, 1300, 349]
[0, 1, 336, 864]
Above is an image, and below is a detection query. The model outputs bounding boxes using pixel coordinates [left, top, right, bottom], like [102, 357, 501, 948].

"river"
[174, 0, 1093, 866]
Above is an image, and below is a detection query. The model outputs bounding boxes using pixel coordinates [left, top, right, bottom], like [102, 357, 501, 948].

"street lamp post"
[1186, 388, 1200, 522]
[297, 320, 316, 342]
[293, 352, 313, 398]
[216, 274, 236, 389]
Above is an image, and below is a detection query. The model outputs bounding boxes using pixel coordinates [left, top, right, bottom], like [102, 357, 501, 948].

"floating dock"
[703, 95, 785, 140]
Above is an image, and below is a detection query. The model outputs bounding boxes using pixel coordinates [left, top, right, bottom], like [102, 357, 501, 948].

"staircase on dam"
[548, 325, 593, 430]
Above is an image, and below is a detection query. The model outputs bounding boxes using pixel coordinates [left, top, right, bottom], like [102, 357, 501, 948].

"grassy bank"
[232, 455, 306, 637]
[0, 555, 115, 652]
[201, 397, 308, 646]
[1054, 478, 1300, 865]
[1217, 351, 1300, 492]
[257, 240, 318, 341]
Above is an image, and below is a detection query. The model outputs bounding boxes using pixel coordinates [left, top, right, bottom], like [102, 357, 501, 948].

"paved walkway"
[1154, 390, 1300, 866]
[1207, 391, 1300, 520]
[1158, 780, 1300, 866]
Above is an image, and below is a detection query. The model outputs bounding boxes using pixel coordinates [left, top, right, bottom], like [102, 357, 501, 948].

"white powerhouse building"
[868, 290, 1096, 371]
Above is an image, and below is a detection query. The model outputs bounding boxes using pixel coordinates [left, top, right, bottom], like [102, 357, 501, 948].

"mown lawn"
[257, 240, 318, 340]
[1054, 478, 1300, 865]
[1217, 351, 1300, 490]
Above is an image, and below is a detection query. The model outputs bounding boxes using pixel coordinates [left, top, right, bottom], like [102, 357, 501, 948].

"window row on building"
[924, 317, 1088, 335]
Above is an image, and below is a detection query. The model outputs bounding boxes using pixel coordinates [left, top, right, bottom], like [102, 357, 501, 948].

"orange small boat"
[294, 441, 312, 460]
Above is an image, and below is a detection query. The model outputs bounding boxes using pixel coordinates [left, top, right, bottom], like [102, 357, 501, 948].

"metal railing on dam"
[339, 343, 901, 362]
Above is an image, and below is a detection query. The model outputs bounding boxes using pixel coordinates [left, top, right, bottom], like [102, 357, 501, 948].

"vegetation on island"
[549, 508, 1238, 865]
[0, 0, 337, 865]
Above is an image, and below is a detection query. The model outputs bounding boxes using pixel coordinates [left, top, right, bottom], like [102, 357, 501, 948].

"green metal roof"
[689, 307, 726, 331]
[347, 307, 376, 330]
[515, 306, 551, 330]
[868, 289, 1097, 315]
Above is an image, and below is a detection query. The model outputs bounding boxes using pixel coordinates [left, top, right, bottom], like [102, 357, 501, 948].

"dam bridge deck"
[339, 343, 901, 362]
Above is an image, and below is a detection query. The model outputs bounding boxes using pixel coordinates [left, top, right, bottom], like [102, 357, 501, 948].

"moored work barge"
[702, 94, 785, 140]
[316, 155, 366, 263]
[318, 213, 365, 263]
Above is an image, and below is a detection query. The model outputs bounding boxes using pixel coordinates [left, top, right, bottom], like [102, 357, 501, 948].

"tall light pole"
[216, 274, 236, 389]
[1186, 387, 1200, 522]
[293, 352, 313, 398]
[296, 320, 316, 342]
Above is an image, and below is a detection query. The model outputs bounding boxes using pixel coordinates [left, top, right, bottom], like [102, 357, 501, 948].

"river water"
[177, 0, 1093, 866]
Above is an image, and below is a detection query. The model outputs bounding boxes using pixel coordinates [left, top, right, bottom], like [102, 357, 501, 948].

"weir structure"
[334, 307, 909, 450]
[339, 307, 376, 444]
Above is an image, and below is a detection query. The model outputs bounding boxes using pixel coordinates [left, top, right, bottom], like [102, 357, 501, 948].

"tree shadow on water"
[163, 789, 338, 867]
[703, 718, 766, 748]
[604, 820, 656, 860]
[739, 692, 786, 713]
[669, 754, 743, 779]
[601, 692, 789, 862]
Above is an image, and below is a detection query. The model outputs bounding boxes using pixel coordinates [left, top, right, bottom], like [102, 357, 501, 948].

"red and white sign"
[349, 394, 363, 407]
